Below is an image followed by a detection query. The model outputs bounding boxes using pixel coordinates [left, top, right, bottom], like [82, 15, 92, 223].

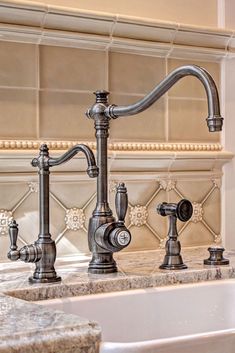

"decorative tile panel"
[0, 173, 221, 260]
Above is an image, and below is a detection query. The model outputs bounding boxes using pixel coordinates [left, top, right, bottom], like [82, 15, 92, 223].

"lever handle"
[9, 220, 18, 250]
[115, 183, 128, 223]
[8, 220, 20, 261]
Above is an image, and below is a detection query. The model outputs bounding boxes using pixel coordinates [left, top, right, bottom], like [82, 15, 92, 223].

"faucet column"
[87, 91, 121, 274]
[31, 144, 61, 283]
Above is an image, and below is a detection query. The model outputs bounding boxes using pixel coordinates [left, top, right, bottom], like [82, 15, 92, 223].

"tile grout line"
[165, 57, 169, 142]
[36, 44, 40, 140]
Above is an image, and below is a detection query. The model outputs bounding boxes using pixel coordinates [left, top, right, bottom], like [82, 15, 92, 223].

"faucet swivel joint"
[157, 199, 193, 270]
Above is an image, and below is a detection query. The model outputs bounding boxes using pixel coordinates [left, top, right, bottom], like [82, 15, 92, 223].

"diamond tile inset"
[65, 208, 86, 231]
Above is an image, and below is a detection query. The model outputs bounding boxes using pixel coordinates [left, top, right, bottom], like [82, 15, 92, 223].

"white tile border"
[0, 0, 235, 60]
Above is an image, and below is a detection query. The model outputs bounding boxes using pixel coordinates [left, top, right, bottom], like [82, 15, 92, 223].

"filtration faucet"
[86, 64, 223, 274]
[8, 144, 98, 283]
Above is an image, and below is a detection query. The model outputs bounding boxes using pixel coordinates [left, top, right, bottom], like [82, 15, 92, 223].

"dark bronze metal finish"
[86, 91, 131, 273]
[103, 65, 223, 132]
[87, 65, 223, 274]
[157, 199, 193, 270]
[204, 247, 229, 265]
[8, 143, 98, 283]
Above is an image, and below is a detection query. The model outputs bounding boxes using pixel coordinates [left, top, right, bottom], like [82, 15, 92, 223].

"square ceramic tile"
[0, 42, 37, 87]
[109, 52, 166, 94]
[168, 98, 220, 142]
[0, 88, 37, 138]
[39, 91, 96, 140]
[40, 46, 106, 91]
[109, 94, 166, 142]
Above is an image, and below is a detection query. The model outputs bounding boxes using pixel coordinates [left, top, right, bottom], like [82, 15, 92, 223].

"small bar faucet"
[86, 65, 223, 274]
[8, 144, 98, 283]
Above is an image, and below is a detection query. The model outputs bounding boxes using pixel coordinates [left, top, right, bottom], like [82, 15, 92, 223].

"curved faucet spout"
[48, 144, 98, 178]
[104, 65, 223, 132]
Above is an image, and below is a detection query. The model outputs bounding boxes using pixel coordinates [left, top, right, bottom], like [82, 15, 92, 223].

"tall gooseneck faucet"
[86, 64, 223, 274]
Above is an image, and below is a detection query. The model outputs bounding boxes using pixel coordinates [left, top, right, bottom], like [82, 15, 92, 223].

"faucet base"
[29, 275, 61, 284]
[159, 255, 187, 270]
[88, 253, 118, 274]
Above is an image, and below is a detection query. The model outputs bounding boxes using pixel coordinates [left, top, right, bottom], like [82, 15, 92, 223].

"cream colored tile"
[50, 181, 96, 210]
[50, 196, 67, 240]
[109, 52, 166, 94]
[0, 2, 46, 27]
[0, 42, 37, 87]
[123, 225, 159, 252]
[44, 10, 114, 36]
[168, 98, 220, 142]
[167, 59, 220, 98]
[174, 28, 231, 50]
[113, 20, 176, 43]
[32, 0, 218, 27]
[39, 91, 95, 140]
[176, 180, 213, 203]
[180, 221, 214, 246]
[147, 189, 168, 240]
[40, 46, 106, 90]
[0, 89, 37, 139]
[14, 192, 39, 246]
[0, 183, 29, 210]
[203, 187, 220, 235]
[56, 229, 89, 256]
[109, 94, 166, 142]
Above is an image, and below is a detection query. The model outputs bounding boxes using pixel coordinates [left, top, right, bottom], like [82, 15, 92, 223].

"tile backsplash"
[0, 173, 221, 260]
[0, 41, 221, 143]
[0, 38, 224, 259]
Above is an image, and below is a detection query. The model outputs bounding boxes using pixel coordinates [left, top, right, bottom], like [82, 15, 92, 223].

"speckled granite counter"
[0, 247, 235, 353]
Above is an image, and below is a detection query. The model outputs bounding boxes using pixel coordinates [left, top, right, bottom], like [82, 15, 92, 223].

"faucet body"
[87, 65, 223, 274]
[8, 144, 98, 283]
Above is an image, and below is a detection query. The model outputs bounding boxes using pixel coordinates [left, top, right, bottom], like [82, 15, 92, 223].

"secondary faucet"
[8, 144, 98, 283]
[86, 64, 223, 274]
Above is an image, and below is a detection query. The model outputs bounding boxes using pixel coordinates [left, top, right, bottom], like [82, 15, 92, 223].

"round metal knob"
[109, 228, 131, 249]
[204, 247, 229, 265]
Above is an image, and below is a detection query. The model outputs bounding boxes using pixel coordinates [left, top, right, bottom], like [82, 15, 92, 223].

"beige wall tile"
[109, 52, 166, 94]
[180, 222, 214, 246]
[50, 181, 96, 210]
[167, 59, 220, 98]
[225, 0, 235, 29]
[176, 180, 213, 203]
[168, 98, 220, 142]
[109, 94, 166, 141]
[203, 187, 220, 235]
[39, 91, 96, 140]
[56, 229, 89, 255]
[0, 89, 37, 139]
[0, 42, 37, 87]
[40, 46, 106, 90]
[32, 0, 218, 27]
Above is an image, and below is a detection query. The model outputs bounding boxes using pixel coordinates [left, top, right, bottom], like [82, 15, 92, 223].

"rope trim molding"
[0, 140, 222, 152]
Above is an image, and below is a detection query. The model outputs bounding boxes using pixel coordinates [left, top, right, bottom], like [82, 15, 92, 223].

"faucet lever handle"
[8, 220, 20, 261]
[9, 220, 19, 250]
[115, 183, 128, 223]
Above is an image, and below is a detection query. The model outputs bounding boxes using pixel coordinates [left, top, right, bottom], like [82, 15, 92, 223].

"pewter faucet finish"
[8, 144, 98, 283]
[87, 64, 223, 274]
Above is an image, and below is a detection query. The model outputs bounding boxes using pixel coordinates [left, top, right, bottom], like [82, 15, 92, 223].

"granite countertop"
[0, 247, 235, 353]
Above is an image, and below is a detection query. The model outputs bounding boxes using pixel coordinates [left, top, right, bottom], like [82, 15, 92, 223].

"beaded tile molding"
[0, 140, 223, 152]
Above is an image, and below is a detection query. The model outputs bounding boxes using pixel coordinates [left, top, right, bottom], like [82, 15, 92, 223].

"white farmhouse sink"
[35, 279, 235, 353]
